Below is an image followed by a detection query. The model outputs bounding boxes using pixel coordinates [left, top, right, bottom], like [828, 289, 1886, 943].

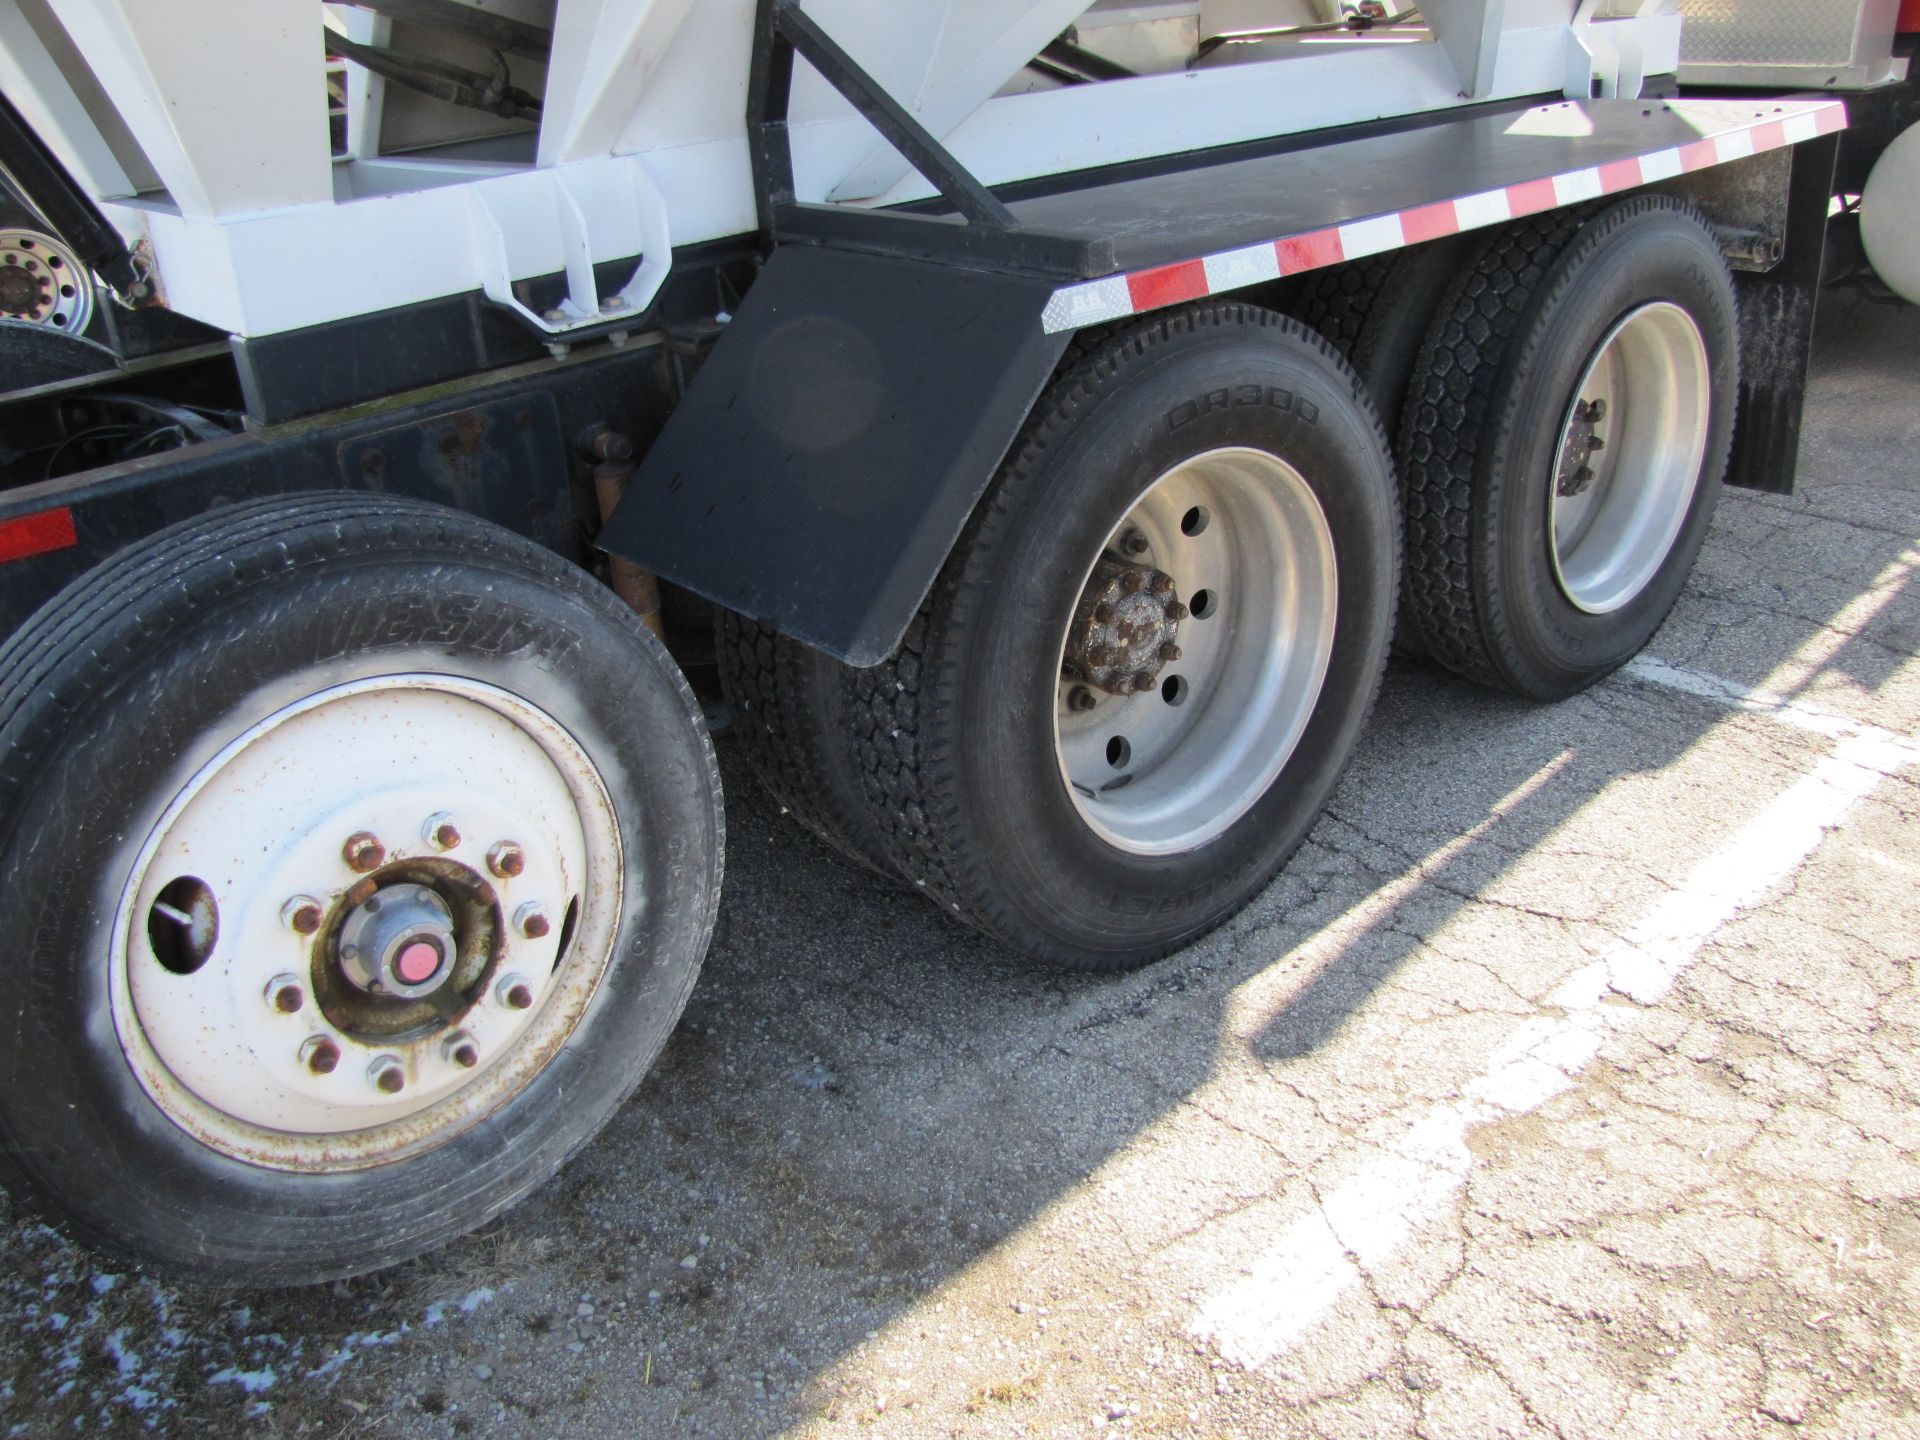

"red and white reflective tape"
[1040, 99, 1847, 335]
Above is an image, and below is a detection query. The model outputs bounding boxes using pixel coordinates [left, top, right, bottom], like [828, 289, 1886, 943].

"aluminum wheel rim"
[1548, 301, 1710, 615]
[109, 675, 624, 1172]
[0, 228, 94, 334]
[1053, 446, 1338, 856]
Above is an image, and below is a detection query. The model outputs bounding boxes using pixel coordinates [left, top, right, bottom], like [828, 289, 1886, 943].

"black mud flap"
[596, 244, 1072, 665]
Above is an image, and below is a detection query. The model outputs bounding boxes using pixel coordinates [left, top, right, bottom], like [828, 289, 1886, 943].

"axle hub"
[336, 883, 458, 998]
[1066, 558, 1185, 696]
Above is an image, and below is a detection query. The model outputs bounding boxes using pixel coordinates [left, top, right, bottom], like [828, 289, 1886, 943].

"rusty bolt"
[1119, 571, 1145, 594]
[359, 449, 386, 477]
[301, 1036, 341, 1076]
[1164, 601, 1189, 622]
[423, 813, 461, 851]
[441, 1032, 480, 1069]
[496, 974, 536, 1011]
[1587, 435, 1606, 452]
[1132, 673, 1156, 693]
[368, 1056, 406, 1095]
[1122, 530, 1149, 556]
[1093, 601, 1116, 624]
[281, 896, 323, 935]
[1159, 642, 1183, 663]
[1086, 645, 1113, 668]
[264, 973, 305, 1014]
[1067, 686, 1097, 713]
[515, 902, 551, 940]
[343, 832, 385, 873]
[487, 841, 526, 879]
[1581, 398, 1608, 423]
[1151, 573, 1175, 595]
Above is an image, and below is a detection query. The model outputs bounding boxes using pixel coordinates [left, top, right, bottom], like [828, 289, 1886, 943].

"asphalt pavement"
[2, 286, 1916, 1440]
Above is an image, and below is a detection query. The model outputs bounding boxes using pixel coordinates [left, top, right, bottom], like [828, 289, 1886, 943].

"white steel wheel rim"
[1548, 301, 1710, 615]
[0, 227, 94, 334]
[109, 675, 624, 1173]
[1053, 446, 1338, 856]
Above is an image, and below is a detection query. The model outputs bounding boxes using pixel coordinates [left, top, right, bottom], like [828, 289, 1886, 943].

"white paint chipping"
[1190, 659, 1914, 1368]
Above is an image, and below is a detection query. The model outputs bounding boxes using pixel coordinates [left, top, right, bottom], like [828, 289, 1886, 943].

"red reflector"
[0, 508, 79, 563]
[1900, 0, 1919, 34]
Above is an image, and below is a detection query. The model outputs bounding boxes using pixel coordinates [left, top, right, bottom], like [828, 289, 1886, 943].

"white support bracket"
[467, 161, 673, 341]
[1566, 0, 1683, 101]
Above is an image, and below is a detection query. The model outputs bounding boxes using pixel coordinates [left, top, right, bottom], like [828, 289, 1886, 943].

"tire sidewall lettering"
[1166, 383, 1319, 434]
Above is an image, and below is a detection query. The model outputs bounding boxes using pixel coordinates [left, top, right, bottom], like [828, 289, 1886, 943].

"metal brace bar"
[748, 0, 1019, 240]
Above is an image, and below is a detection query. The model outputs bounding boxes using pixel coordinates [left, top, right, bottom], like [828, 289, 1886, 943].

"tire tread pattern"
[714, 610, 899, 880]
[1397, 206, 1602, 689]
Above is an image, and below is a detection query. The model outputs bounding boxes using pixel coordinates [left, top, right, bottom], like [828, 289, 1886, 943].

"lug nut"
[264, 974, 305, 1014]
[368, 1056, 406, 1094]
[1122, 530, 1149, 556]
[441, 1032, 480, 1069]
[301, 1036, 341, 1075]
[515, 902, 551, 940]
[487, 841, 526, 879]
[423, 813, 461, 850]
[1159, 642, 1183, 663]
[496, 974, 536, 1010]
[1164, 601, 1189, 621]
[1120, 571, 1145, 594]
[1132, 673, 1156, 693]
[343, 832, 385, 873]
[281, 896, 323, 935]
[1151, 575, 1175, 596]
[1067, 686, 1097, 713]
[1093, 602, 1116, 624]
[1587, 435, 1606, 452]
[1086, 645, 1113, 668]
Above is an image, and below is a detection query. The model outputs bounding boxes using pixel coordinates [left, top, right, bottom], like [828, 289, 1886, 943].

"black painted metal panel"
[1724, 132, 1838, 495]
[597, 244, 1071, 666]
[0, 345, 688, 637]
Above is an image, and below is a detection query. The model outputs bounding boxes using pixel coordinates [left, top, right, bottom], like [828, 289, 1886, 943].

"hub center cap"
[337, 884, 458, 998]
[0, 267, 39, 313]
[1067, 559, 1187, 695]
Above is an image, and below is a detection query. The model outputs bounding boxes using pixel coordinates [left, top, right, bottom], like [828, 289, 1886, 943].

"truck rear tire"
[715, 609, 901, 880]
[1296, 235, 1473, 655]
[1399, 197, 1738, 699]
[0, 494, 723, 1285]
[847, 304, 1398, 971]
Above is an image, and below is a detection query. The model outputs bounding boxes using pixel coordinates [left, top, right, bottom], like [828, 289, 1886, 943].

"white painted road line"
[1190, 660, 1916, 1369]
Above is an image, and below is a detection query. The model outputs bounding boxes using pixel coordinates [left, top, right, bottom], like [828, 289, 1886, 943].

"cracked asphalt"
[2, 288, 1916, 1440]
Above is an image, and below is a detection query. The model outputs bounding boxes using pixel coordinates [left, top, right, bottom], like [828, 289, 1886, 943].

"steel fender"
[596, 244, 1072, 666]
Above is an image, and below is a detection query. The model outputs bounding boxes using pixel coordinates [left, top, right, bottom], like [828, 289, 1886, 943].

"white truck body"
[2, 0, 1693, 337]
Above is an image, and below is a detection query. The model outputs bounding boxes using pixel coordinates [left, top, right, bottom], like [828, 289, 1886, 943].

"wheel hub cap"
[337, 883, 458, 997]
[1067, 559, 1186, 695]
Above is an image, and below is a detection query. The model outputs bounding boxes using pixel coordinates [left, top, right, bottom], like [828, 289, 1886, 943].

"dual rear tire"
[723, 198, 1739, 967]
